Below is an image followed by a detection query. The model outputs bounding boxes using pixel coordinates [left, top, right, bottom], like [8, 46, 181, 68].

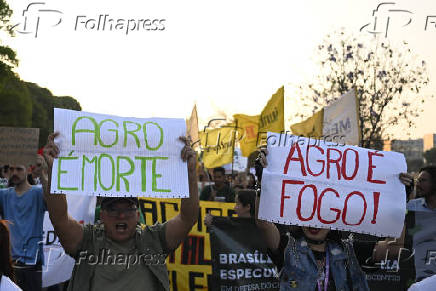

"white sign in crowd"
[51, 108, 189, 198]
[258, 132, 407, 238]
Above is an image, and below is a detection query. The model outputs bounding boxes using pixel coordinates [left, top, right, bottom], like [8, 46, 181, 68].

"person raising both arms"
[254, 149, 369, 291]
[41, 133, 199, 291]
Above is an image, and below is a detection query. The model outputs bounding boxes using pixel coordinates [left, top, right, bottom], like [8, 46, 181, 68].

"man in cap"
[41, 133, 199, 291]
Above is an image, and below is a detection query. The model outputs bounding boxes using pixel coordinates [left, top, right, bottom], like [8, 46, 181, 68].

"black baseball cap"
[100, 197, 139, 210]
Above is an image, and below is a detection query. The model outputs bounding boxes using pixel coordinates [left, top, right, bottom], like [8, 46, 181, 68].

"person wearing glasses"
[41, 133, 199, 291]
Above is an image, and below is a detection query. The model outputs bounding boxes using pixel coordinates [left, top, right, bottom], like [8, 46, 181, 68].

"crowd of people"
[0, 132, 435, 291]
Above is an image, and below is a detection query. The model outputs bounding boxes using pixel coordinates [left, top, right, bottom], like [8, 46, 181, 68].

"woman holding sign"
[254, 150, 369, 291]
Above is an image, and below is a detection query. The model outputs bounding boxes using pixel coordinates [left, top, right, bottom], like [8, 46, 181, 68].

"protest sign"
[209, 217, 279, 291]
[140, 198, 237, 291]
[0, 127, 39, 166]
[258, 132, 407, 237]
[42, 194, 96, 287]
[51, 108, 189, 198]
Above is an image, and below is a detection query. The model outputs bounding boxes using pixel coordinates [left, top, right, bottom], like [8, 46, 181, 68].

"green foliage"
[0, 90, 32, 127]
[0, 1, 82, 147]
[0, 0, 12, 35]
[424, 148, 436, 165]
[54, 96, 82, 111]
[293, 30, 431, 149]
[25, 82, 82, 147]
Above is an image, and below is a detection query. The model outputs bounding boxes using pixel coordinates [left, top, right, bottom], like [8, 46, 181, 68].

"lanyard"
[317, 251, 329, 291]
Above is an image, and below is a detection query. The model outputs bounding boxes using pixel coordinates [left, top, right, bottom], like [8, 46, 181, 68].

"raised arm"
[165, 136, 199, 251]
[41, 133, 84, 255]
[254, 149, 280, 252]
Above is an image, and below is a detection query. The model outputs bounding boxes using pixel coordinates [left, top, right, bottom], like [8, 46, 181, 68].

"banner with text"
[258, 132, 407, 237]
[209, 217, 279, 291]
[0, 127, 39, 166]
[140, 198, 237, 291]
[51, 108, 189, 198]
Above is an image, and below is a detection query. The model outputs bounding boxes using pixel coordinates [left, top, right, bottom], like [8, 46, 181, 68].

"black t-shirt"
[268, 235, 336, 291]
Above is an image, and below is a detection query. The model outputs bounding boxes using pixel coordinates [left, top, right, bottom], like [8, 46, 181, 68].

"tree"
[25, 82, 82, 147]
[292, 30, 431, 149]
[0, 2, 82, 147]
[424, 148, 436, 165]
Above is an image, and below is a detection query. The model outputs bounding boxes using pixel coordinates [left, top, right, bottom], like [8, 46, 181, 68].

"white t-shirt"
[0, 276, 21, 291]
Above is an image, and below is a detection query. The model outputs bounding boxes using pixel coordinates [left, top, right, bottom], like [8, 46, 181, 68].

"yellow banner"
[259, 87, 285, 134]
[290, 109, 324, 137]
[139, 198, 236, 291]
[233, 114, 259, 157]
[199, 125, 236, 168]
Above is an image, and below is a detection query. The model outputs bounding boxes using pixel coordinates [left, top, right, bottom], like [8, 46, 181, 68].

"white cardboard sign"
[258, 133, 407, 237]
[51, 108, 189, 198]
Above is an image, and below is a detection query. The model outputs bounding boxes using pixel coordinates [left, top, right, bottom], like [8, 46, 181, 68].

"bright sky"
[5, 0, 436, 139]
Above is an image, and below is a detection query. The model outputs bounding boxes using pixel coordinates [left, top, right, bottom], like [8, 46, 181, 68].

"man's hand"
[33, 154, 48, 181]
[43, 133, 60, 170]
[399, 172, 413, 186]
[179, 136, 197, 171]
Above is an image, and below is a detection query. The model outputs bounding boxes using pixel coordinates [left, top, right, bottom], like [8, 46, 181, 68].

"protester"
[394, 166, 436, 283]
[200, 167, 235, 202]
[0, 165, 10, 179]
[204, 189, 256, 226]
[0, 165, 10, 189]
[233, 189, 255, 218]
[254, 149, 370, 291]
[0, 155, 47, 291]
[246, 173, 256, 190]
[41, 133, 199, 291]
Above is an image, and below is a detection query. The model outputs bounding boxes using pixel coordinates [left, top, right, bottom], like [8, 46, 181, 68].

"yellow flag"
[233, 114, 259, 157]
[199, 125, 236, 168]
[259, 86, 285, 134]
[290, 109, 324, 137]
